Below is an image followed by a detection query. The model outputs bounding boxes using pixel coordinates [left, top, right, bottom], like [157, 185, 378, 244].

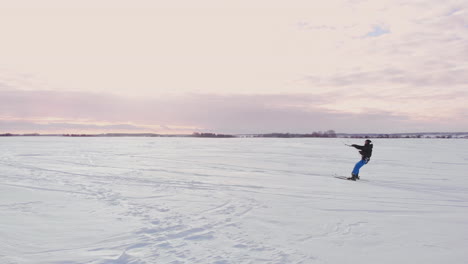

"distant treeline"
[63, 134, 96, 137]
[254, 130, 337, 138]
[0, 133, 16, 136]
[191, 133, 235, 138]
[340, 133, 468, 139]
[1, 131, 468, 138]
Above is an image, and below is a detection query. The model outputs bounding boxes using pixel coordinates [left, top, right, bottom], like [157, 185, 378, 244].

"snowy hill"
[1, 137, 467, 264]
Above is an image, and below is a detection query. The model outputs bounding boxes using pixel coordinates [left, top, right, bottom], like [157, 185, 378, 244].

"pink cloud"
[3, 89, 465, 134]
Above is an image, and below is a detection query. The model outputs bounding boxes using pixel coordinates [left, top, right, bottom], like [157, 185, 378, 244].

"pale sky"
[1, 0, 467, 134]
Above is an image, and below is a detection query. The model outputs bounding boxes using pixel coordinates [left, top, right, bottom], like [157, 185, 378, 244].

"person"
[347, 139, 373, 181]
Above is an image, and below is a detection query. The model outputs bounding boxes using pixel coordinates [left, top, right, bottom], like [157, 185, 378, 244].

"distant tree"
[325, 130, 336, 137]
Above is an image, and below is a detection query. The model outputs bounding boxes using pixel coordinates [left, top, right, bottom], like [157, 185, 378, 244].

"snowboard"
[334, 175, 368, 182]
[334, 176, 355, 181]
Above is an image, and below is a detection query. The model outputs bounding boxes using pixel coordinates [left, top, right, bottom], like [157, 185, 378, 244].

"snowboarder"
[347, 139, 373, 181]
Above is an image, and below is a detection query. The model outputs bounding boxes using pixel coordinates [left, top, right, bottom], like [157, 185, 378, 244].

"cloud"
[1, 89, 466, 134]
[1, 1, 467, 133]
[305, 66, 468, 88]
[0, 119, 149, 134]
[295, 0, 468, 121]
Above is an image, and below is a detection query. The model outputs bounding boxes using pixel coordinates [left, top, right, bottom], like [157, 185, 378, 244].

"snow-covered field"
[1, 137, 467, 264]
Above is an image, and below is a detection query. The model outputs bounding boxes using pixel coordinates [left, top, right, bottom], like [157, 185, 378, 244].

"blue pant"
[352, 159, 368, 175]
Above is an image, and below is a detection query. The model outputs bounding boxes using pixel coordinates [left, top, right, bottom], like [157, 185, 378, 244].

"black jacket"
[352, 142, 373, 161]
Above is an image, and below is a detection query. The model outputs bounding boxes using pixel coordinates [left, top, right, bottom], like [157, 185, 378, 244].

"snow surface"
[1, 137, 467, 264]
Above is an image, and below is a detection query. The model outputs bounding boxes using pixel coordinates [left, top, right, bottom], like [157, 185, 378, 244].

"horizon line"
[2, 131, 468, 137]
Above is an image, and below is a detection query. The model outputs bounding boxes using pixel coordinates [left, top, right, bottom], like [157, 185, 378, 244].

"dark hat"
[365, 139, 372, 143]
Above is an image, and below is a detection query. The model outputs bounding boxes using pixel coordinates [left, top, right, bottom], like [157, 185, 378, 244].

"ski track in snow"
[1, 137, 468, 264]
